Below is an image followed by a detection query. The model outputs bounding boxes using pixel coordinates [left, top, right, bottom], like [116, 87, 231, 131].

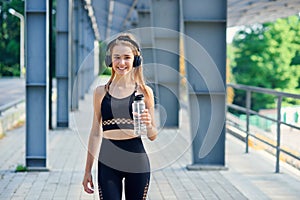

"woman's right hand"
[82, 172, 94, 194]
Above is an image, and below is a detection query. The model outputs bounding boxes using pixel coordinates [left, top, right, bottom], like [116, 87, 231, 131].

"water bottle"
[132, 94, 147, 136]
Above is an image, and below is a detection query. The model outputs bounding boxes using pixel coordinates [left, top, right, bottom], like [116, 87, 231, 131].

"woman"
[82, 33, 157, 200]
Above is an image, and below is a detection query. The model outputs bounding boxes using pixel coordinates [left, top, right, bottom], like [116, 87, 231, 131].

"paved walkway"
[1, 82, 300, 199]
[0, 78, 25, 107]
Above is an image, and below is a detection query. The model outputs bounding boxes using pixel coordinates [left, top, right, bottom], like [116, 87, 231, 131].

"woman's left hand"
[141, 109, 152, 128]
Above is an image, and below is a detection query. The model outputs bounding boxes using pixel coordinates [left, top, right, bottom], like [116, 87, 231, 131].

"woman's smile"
[117, 65, 128, 71]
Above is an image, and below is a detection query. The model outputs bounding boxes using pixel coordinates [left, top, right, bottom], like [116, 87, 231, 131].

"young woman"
[82, 33, 158, 199]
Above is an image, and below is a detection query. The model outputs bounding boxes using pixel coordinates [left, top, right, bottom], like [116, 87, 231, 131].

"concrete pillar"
[94, 41, 100, 78]
[56, 0, 69, 127]
[182, 0, 227, 169]
[25, 0, 49, 170]
[86, 26, 94, 92]
[78, 1, 85, 100]
[82, 14, 88, 95]
[133, 2, 158, 106]
[48, 0, 54, 129]
[88, 30, 96, 88]
[71, 0, 79, 111]
[151, 0, 180, 128]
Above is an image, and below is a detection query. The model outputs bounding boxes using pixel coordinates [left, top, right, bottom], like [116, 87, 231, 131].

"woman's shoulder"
[144, 85, 154, 96]
[142, 85, 154, 106]
[136, 85, 153, 96]
[93, 85, 107, 98]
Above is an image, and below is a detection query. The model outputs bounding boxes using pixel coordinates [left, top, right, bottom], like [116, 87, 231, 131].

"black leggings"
[98, 137, 150, 200]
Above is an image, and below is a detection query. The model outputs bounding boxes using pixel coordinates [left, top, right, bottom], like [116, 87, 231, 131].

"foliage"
[99, 41, 111, 75]
[0, 0, 24, 77]
[231, 15, 300, 111]
[102, 67, 112, 75]
[15, 164, 27, 172]
[0, 63, 20, 76]
[226, 58, 234, 104]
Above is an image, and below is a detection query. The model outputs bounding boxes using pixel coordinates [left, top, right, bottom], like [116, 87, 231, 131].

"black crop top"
[101, 84, 137, 131]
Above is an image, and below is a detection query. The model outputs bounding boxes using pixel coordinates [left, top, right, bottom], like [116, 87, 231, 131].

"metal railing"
[0, 98, 25, 116]
[227, 83, 300, 173]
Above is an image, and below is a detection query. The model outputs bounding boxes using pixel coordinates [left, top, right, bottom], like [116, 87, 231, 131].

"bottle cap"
[134, 94, 144, 101]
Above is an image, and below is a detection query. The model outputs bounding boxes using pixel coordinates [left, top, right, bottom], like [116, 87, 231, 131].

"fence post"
[246, 90, 251, 153]
[276, 96, 282, 173]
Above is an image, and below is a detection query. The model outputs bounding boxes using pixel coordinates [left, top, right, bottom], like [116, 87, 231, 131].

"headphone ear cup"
[133, 55, 142, 67]
[105, 55, 112, 67]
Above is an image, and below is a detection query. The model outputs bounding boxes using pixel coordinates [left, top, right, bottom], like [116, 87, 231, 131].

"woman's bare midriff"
[103, 129, 139, 140]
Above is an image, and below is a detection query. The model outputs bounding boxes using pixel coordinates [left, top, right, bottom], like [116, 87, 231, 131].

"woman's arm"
[143, 86, 158, 141]
[82, 86, 103, 193]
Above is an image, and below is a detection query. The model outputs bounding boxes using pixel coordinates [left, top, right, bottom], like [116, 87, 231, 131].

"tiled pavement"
[1, 82, 300, 200]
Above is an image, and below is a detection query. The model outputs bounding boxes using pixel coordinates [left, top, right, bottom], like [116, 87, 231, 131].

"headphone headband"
[107, 36, 141, 52]
[105, 35, 143, 68]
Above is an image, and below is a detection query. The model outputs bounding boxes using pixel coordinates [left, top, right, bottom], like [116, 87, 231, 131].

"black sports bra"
[101, 84, 137, 132]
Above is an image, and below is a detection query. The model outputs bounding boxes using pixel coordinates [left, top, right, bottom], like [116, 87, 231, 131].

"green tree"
[232, 16, 300, 111]
[99, 41, 111, 75]
[0, 0, 24, 77]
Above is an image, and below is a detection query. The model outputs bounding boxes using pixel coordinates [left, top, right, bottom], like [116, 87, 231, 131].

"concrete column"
[86, 26, 94, 92]
[25, 0, 49, 170]
[78, 1, 85, 100]
[88, 30, 96, 88]
[94, 40, 100, 78]
[80, 7, 89, 99]
[151, 0, 180, 128]
[82, 13, 89, 96]
[56, 0, 69, 127]
[133, 2, 159, 106]
[48, 0, 54, 129]
[182, 0, 227, 169]
[71, 0, 79, 110]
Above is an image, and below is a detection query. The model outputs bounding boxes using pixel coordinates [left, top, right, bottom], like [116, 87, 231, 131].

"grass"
[15, 164, 27, 172]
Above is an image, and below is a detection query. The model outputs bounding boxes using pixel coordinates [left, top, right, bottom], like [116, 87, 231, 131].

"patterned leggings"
[98, 137, 150, 200]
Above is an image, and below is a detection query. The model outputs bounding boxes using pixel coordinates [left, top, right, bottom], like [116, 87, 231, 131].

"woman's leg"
[124, 172, 150, 200]
[98, 162, 123, 200]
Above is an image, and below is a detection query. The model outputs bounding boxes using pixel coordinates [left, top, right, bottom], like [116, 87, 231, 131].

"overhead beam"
[85, 2, 101, 40]
[122, 0, 139, 29]
[106, 0, 115, 38]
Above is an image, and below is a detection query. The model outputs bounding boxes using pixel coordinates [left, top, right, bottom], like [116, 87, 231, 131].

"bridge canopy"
[90, 0, 300, 40]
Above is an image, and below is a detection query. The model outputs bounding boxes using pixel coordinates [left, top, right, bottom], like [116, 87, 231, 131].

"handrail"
[227, 83, 300, 173]
[0, 98, 25, 116]
[227, 83, 300, 99]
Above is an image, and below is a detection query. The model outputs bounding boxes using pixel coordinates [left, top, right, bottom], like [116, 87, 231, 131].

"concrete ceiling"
[90, 0, 300, 40]
[228, 0, 300, 27]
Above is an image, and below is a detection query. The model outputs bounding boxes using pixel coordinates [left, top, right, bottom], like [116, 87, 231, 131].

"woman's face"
[111, 44, 135, 76]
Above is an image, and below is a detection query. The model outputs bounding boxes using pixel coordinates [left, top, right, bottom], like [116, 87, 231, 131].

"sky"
[226, 26, 241, 43]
